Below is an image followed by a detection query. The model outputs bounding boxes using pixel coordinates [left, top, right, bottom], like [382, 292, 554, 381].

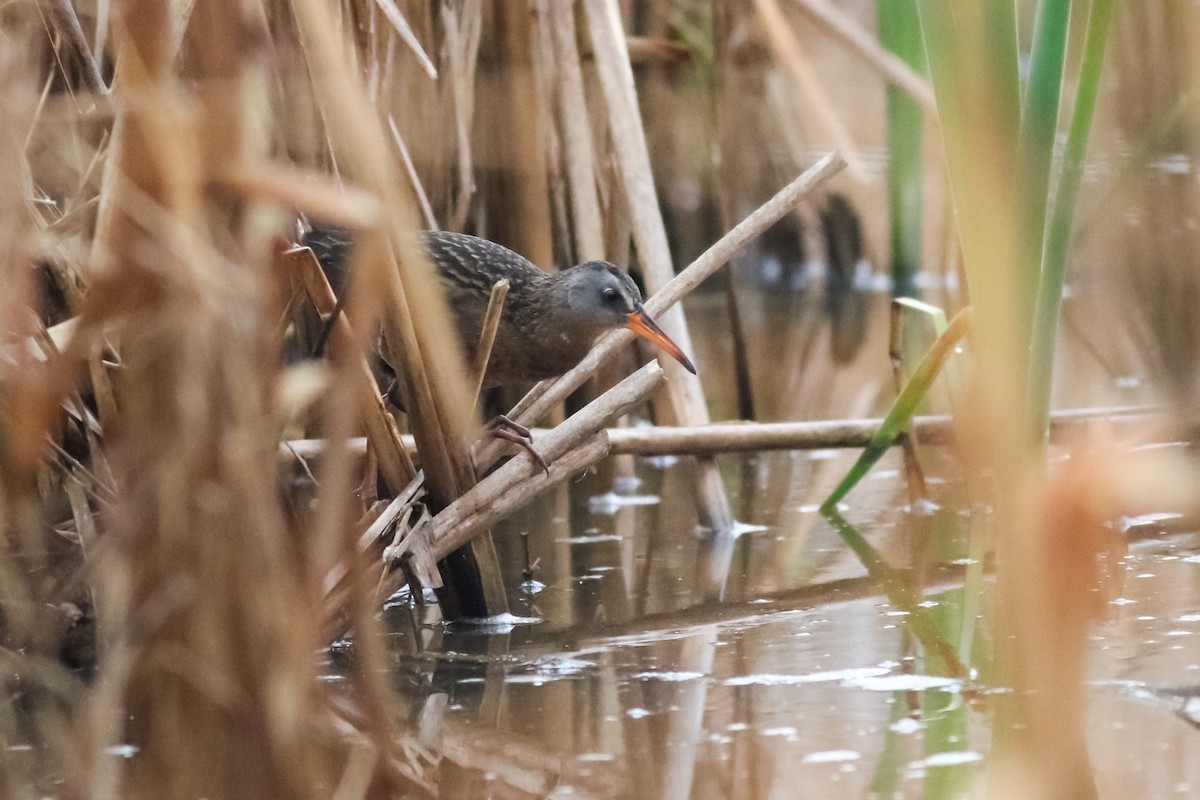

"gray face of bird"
[563, 261, 643, 328]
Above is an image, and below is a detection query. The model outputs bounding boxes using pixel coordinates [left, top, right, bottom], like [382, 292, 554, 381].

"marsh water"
[371, 281, 1200, 799]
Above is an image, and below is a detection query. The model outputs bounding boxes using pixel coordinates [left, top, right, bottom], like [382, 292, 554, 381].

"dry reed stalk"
[0, 37, 65, 797]
[86, 339, 119, 437]
[993, 430, 1200, 798]
[386, 115, 438, 229]
[487, 1, 553, 265]
[582, 0, 735, 533]
[545, 0, 605, 263]
[439, 0, 482, 231]
[607, 405, 1160, 453]
[218, 163, 382, 229]
[582, 0, 700, 408]
[786, 0, 937, 116]
[625, 35, 693, 65]
[285, 402, 1162, 461]
[42, 0, 109, 96]
[542, 0, 636, 501]
[407, 434, 608, 585]
[711, 0, 762, 424]
[530, 6, 573, 261]
[371, 0, 437, 79]
[753, 0, 868, 180]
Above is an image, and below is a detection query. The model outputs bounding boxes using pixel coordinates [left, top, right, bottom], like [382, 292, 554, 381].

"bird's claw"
[486, 415, 549, 476]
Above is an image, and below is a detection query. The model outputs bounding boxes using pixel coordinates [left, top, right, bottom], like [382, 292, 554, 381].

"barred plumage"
[304, 226, 695, 387]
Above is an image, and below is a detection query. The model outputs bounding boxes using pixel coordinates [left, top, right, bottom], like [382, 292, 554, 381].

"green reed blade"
[878, 0, 925, 299]
[821, 306, 972, 512]
[1027, 0, 1118, 439]
[1017, 0, 1073, 358]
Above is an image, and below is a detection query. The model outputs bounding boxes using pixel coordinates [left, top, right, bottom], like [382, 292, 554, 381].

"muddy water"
[380, 287, 1197, 798]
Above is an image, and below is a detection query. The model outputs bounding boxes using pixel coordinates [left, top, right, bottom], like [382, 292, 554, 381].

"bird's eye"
[602, 287, 619, 301]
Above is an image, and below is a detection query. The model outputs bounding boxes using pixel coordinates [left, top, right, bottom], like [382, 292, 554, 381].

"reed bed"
[2, 0, 1198, 798]
[1, 0, 846, 793]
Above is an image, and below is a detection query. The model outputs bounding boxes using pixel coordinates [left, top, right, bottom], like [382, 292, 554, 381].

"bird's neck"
[519, 276, 605, 374]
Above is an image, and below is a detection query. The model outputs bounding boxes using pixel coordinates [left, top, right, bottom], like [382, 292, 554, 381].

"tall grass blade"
[877, 0, 925, 298]
[1027, 0, 1119, 439]
[1017, 0, 1072, 357]
[820, 306, 972, 512]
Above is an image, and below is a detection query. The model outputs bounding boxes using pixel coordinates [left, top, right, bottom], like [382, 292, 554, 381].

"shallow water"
[384, 490, 1200, 797]
[380, 283, 1195, 798]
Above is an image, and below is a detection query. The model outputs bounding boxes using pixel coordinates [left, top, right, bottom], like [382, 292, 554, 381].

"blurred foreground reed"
[0, 0, 845, 794]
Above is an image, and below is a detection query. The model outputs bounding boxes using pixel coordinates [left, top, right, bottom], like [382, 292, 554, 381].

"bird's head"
[562, 261, 697, 374]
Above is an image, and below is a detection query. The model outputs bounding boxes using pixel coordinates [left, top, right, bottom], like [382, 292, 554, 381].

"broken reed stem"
[283, 245, 416, 488]
[482, 152, 847, 459]
[319, 476, 425, 625]
[393, 361, 665, 591]
[471, 279, 508, 403]
[285, 404, 1161, 460]
[787, 0, 937, 116]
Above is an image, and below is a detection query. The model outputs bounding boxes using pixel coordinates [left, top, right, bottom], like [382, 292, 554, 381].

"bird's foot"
[485, 415, 549, 476]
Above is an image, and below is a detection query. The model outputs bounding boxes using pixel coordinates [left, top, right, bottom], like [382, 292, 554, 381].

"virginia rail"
[306, 227, 696, 386]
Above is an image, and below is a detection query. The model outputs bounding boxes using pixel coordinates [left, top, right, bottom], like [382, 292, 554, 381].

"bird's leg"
[484, 414, 549, 475]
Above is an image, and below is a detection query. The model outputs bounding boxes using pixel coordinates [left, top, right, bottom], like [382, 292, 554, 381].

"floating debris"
[730, 520, 769, 537]
[1119, 511, 1184, 532]
[559, 533, 624, 544]
[519, 579, 546, 595]
[587, 491, 661, 516]
[104, 744, 139, 758]
[802, 750, 860, 764]
[725, 666, 890, 686]
[451, 612, 542, 632]
[846, 674, 960, 692]
[633, 671, 705, 682]
[910, 751, 984, 768]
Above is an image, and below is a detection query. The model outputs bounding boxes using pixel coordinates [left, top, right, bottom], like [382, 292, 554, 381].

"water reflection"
[384, 522, 1200, 797]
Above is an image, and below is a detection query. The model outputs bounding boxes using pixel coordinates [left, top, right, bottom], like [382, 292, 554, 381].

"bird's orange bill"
[625, 307, 697, 375]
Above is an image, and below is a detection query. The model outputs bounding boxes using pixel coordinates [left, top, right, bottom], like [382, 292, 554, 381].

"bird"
[304, 226, 696, 387]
